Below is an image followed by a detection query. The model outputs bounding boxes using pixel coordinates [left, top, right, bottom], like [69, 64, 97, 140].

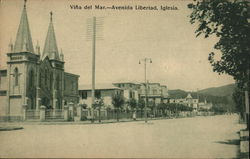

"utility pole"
[86, 17, 104, 123]
[91, 17, 96, 123]
[139, 58, 152, 123]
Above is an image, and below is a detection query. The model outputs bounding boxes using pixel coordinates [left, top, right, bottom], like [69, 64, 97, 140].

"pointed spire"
[60, 48, 64, 61]
[8, 39, 14, 52]
[14, 0, 34, 53]
[42, 11, 60, 60]
[36, 40, 40, 55]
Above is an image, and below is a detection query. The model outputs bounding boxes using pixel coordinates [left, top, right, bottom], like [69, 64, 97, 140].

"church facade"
[0, 1, 79, 120]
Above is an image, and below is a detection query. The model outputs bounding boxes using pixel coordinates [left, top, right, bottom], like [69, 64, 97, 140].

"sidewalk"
[0, 116, 182, 126]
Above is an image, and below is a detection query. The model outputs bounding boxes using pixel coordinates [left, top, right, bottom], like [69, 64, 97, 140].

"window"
[39, 72, 42, 87]
[95, 90, 101, 99]
[14, 67, 19, 86]
[56, 75, 60, 90]
[45, 70, 47, 87]
[129, 91, 133, 98]
[81, 91, 87, 99]
[153, 89, 157, 95]
[64, 79, 66, 90]
[50, 73, 53, 89]
[71, 81, 74, 90]
[29, 70, 34, 88]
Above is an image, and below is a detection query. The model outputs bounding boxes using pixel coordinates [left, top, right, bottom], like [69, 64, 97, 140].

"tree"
[188, 0, 250, 127]
[112, 93, 125, 121]
[233, 86, 245, 119]
[138, 98, 145, 118]
[188, 0, 249, 87]
[127, 98, 137, 111]
[92, 98, 104, 123]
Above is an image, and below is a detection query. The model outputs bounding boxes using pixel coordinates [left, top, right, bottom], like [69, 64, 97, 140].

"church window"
[39, 72, 42, 87]
[56, 75, 60, 90]
[45, 70, 47, 87]
[29, 70, 34, 88]
[14, 67, 19, 86]
[71, 81, 74, 90]
[64, 79, 66, 90]
[50, 73, 53, 89]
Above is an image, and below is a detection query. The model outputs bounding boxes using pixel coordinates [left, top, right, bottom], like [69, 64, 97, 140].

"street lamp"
[139, 58, 152, 123]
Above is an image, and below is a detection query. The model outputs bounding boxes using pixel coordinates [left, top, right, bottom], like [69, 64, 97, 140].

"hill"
[198, 83, 235, 97]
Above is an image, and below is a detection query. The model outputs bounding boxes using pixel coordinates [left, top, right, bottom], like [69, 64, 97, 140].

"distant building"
[79, 84, 122, 108]
[113, 82, 140, 101]
[198, 99, 213, 110]
[169, 93, 199, 110]
[139, 83, 169, 105]
[0, 1, 79, 120]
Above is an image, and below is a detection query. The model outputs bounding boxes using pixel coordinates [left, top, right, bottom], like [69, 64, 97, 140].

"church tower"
[6, 0, 40, 118]
[40, 12, 65, 109]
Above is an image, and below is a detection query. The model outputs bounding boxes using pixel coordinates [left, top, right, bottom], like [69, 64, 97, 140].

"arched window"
[14, 67, 19, 86]
[45, 70, 47, 86]
[39, 72, 42, 87]
[56, 75, 60, 90]
[29, 70, 34, 88]
[50, 73, 53, 90]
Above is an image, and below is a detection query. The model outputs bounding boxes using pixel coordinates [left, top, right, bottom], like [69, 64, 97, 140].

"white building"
[79, 84, 122, 109]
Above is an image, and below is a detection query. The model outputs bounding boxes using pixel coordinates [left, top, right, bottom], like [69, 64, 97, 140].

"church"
[0, 1, 79, 120]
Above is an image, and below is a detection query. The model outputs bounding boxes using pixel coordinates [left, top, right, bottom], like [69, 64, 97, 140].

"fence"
[26, 109, 40, 120]
[45, 109, 64, 120]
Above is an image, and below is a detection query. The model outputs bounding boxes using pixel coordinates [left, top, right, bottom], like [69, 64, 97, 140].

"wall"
[64, 72, 79, 104]
[0, 96, 7, 115]
[9, 96, 22, 116]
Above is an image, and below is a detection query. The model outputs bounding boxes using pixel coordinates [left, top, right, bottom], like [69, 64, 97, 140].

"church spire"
[42, 11, 60, 60]
[14, 0, 34, 53]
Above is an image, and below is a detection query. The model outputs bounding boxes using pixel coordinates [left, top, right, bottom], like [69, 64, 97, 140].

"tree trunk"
[116, 108, 119, 122]
[98, 107, 101, 123]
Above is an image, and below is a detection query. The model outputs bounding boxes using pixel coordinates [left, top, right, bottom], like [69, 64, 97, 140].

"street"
[0, 114, 245, 158]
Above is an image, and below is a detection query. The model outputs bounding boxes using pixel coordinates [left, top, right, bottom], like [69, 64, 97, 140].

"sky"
[0, 0, 234, 91]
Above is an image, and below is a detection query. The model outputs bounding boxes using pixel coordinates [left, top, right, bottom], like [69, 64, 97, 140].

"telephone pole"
[86, 17, 104, 122]
[139, 58, 152, 123]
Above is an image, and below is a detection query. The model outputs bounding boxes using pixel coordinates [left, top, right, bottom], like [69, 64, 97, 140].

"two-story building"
[79, 84, 122, 109]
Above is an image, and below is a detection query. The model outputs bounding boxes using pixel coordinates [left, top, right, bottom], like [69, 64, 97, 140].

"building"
[198, 99, 213, 110]
[0, 1, 79, 120]
[113, 82, 140, 101]
[139, 83, 169, 105]
[169, 93, 199, 110]
[79, 84, 122, 108]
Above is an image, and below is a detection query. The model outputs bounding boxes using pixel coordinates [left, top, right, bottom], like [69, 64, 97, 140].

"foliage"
[232, 86, 245, 113]
[79, 103, 87, 109]
[92, 98, 104, 110]
[112, 93, 124, 109]
[210, 104, 227, 114]
[138, 98, 145, 110]
[159, 103, 193, 112]
[188, 0, 250, 89]
[148, 100, 156, 111]
[127, 98, 137, 110]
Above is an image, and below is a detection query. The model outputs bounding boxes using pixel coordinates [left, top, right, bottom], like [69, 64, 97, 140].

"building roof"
[14, 0, 34, 53]
[79, 83, 121, 91]
[186, 93, 193, 99]
[42, 12, 60, 61]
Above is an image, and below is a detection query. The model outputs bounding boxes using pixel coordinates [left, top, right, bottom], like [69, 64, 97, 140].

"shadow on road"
[215, 139, 240, 145]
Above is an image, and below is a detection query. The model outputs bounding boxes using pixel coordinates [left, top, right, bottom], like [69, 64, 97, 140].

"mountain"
[198, 83, 235, 97]
[168, 83, 236, 104]
[168, 89, 188, 99]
